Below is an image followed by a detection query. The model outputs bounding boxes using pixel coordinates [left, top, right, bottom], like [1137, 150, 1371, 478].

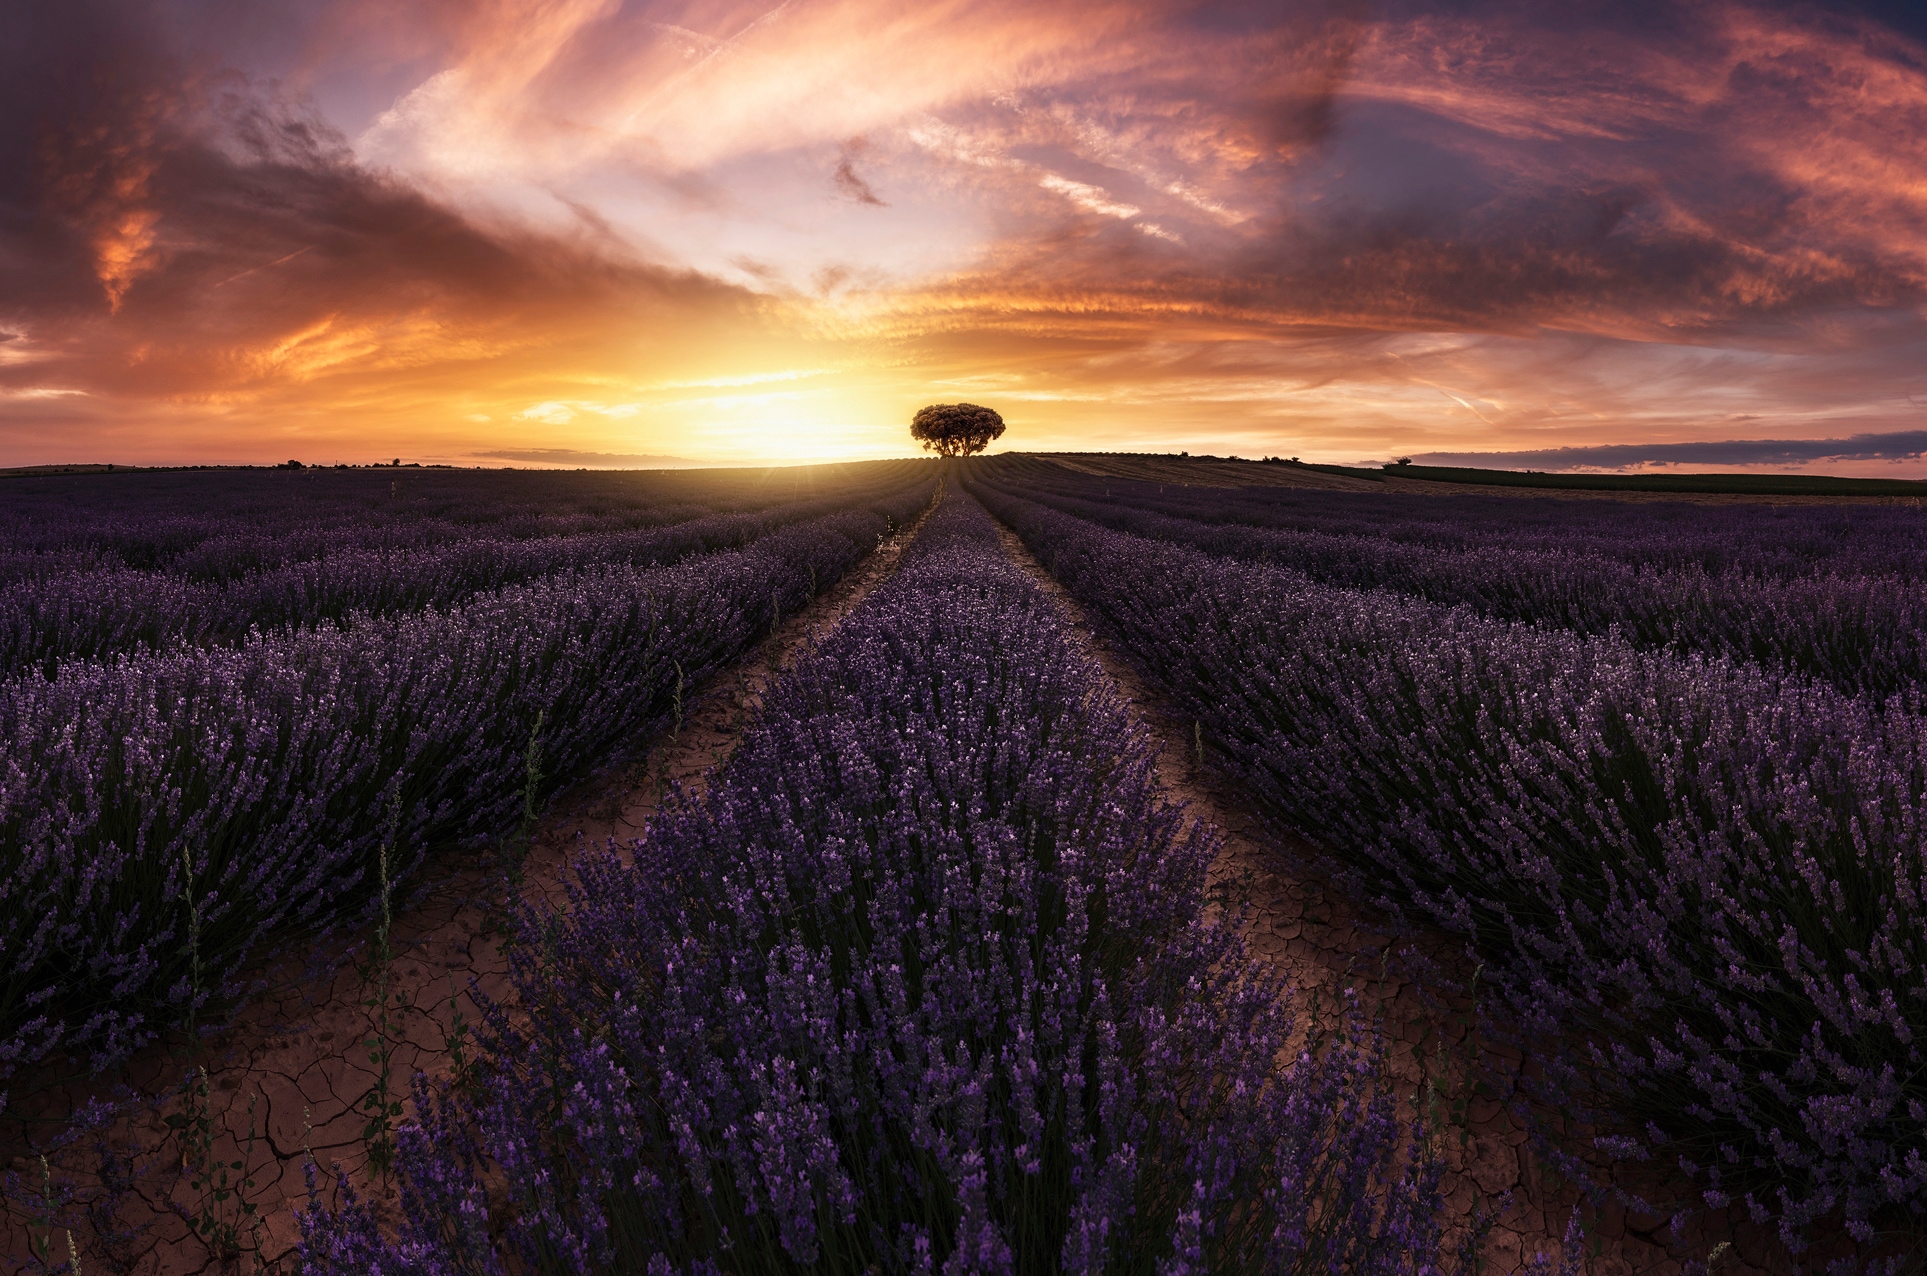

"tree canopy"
[910, 403, 1005, 457]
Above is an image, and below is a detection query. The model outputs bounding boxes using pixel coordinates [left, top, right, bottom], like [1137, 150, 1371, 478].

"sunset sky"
[4, 0, 1927, 470]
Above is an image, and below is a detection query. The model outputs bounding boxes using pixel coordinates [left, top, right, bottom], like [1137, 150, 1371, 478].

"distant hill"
[467, 449, 705, 469]
[1031, 453, 1927, 500]
[0, 463, 129, 477]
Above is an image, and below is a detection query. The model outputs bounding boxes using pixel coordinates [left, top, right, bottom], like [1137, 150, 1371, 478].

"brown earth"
[1, 491, 940, 1275]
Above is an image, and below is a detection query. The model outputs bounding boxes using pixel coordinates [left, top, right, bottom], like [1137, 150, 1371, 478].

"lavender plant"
[300, 492, 1460, 1274]
[971, 477, 1927, 1258]
[981, 455, 1927, 580]
[168, 1068, 264, 1260]
[978, 461, 1927, 700]
[360, 795, 407, 1183]
[0, 461, 933, 580]
[0, 476, 935, 1105]
[0, 465, 931, 679]
[1, 1091, 173, 1272]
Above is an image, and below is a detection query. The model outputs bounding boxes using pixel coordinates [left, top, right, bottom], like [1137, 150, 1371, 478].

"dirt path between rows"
[2, 493, 941, 1275]
[988, 516, 1767, 1276]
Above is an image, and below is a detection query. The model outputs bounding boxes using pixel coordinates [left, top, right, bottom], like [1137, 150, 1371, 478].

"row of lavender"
[985, 460, 1927, 701]
[0, 474, 925, 679]
[301, 490, 1460, 1274]
[970, 476, 1927, 1259]
[988, 456, 1927, 579]
[0, 464, 922, 580]
[0, 472, 935, 1108]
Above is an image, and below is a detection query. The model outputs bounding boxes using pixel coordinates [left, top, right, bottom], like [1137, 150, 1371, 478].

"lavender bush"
[0, 466, 928, 677]
[983, 456, 1927, 580]
[971, 477, 1927, 1257]
[0, 475, 934, 1105]
[978, 463, 1927, 701]
[300, 492, 1460, 1274]
[0, 462, 929, 579]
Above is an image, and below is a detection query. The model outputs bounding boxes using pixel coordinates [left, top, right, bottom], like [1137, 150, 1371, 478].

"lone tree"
[910, 403, 1005, 457]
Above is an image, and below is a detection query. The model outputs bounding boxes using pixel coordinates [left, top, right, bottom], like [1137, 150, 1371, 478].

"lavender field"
[4, 459, 1922, 1273]
[301, 488, 1457, 1273]
[0, 463, 933, 1100]
[970, 457, 1927, 1264]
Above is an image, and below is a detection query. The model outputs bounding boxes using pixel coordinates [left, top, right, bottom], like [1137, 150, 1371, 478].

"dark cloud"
[1416, 429, 1927, 470]
[1785, 0, 1927, 46]
[831, 138, 887, 206]
[0, 0, 755, 405]
[918, 0, 1927, 353]
[1, 1, 173, 316]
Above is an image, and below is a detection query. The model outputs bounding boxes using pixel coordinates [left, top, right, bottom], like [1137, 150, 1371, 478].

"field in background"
[1040, 451, 1927, 500]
